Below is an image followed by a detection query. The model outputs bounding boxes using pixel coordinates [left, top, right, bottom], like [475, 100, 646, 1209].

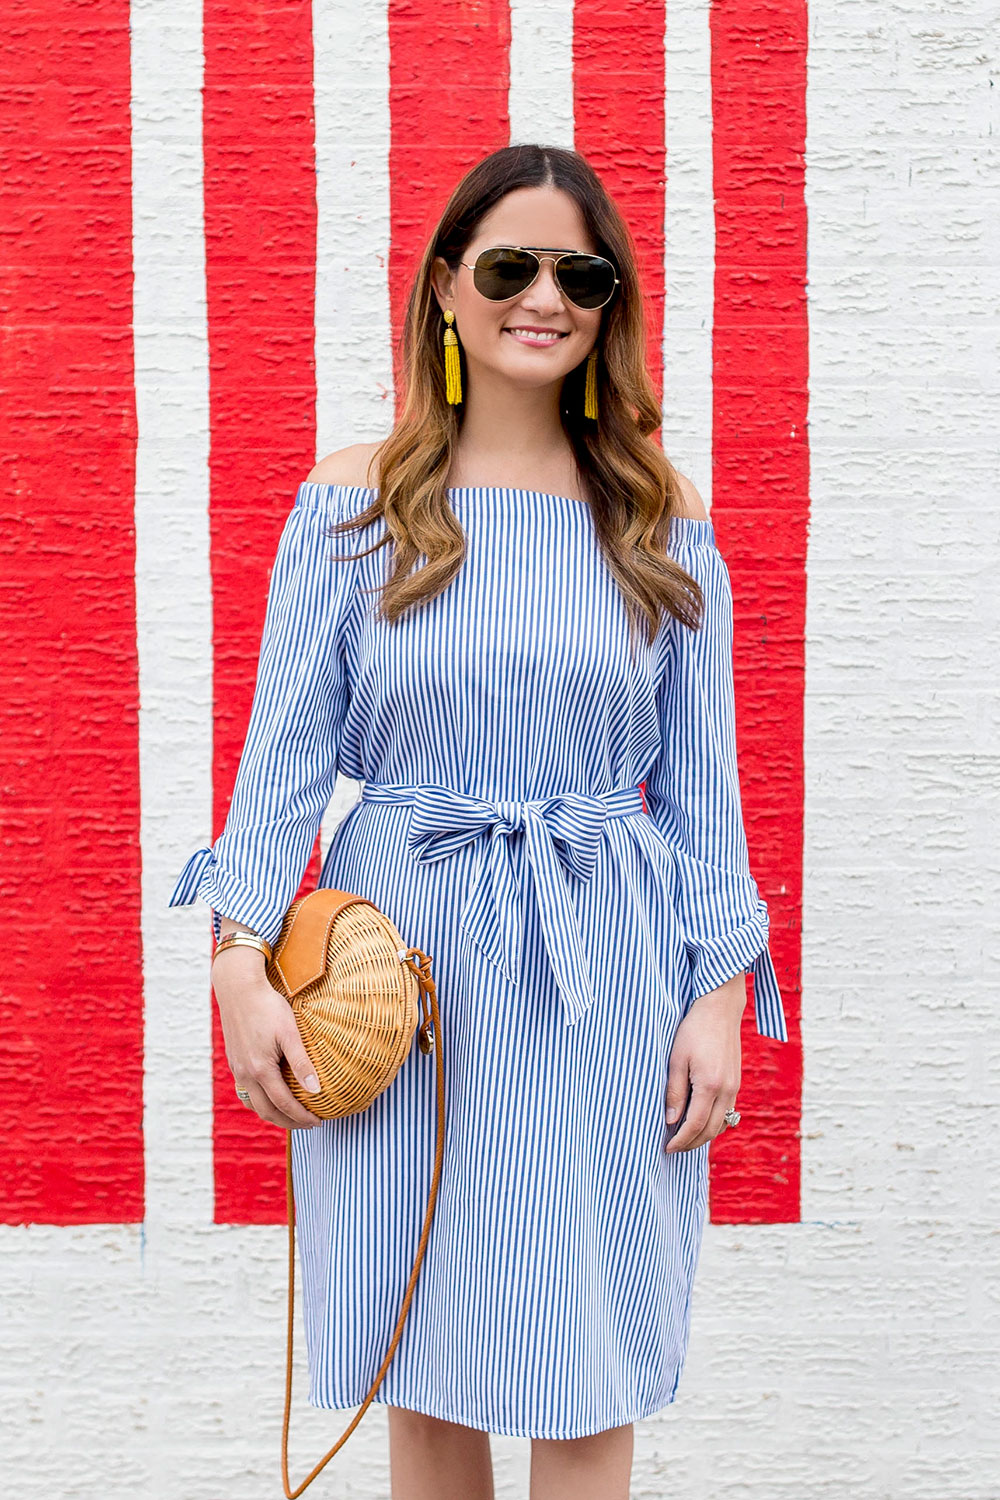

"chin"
[498, 365, 571, 390]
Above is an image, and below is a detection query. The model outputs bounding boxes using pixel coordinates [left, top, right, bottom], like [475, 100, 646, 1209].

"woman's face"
[431, 186, 606, 396]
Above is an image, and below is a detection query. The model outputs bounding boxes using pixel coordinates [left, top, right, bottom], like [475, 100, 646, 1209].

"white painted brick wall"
[2, 3, 997, 1496]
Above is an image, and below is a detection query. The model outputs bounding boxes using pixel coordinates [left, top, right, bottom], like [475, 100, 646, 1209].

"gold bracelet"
[213, 931, 273, 964]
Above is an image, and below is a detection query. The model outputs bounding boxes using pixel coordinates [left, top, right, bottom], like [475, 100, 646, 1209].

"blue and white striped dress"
[170, 480, 787, 1440]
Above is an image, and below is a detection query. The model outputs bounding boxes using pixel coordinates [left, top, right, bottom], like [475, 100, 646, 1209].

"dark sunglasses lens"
[473, 248, 537, 300]
[557, 255, 617, 309]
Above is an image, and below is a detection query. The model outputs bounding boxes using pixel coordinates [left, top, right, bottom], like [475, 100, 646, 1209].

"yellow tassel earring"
[584, 347, 599, 420]
[443, 309, 463, 405]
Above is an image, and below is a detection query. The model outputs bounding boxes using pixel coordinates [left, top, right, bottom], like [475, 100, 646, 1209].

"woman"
[170, 144, 787, 1500]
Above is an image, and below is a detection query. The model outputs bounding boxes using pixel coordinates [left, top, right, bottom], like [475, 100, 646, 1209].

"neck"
[451, 357, 574, 476]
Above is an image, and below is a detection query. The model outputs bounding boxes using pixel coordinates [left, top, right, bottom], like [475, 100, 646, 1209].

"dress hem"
[305, 1383, 682, 1441]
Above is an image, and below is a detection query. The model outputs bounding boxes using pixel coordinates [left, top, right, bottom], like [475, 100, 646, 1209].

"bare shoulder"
[673, 471, 710, 522]
[307, 440, 386, 489]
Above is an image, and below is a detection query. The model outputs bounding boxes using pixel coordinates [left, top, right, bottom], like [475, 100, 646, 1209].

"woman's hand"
[212, 943, 325, 1131]
[663, 974, 746, 1154]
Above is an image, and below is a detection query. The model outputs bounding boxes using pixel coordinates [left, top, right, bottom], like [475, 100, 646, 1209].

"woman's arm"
[169, 483, 360, 1129]
[644, 475, 787, 1154]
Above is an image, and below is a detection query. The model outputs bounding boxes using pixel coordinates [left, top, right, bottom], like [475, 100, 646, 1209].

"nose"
[520, 257, 565, 310]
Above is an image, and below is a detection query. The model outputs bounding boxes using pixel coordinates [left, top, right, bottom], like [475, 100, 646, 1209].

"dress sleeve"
[643, 515, 788, 1042]
[167, 485, 356, 946]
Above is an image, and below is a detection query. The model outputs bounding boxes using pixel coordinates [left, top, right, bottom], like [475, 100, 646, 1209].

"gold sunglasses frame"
[458, 244, 621, 310]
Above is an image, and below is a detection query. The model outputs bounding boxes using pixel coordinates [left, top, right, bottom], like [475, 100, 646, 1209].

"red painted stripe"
[203, 1, 322, 1223]
[209, 0, 512, 1225]
[707, 0, 806, 1222]
[574, 0, 670, 991]
[388, 0, 511, 395]
[573, 0, 667, 403]
[0, 0, 143, 1223]
[578, 0, 804, 1222]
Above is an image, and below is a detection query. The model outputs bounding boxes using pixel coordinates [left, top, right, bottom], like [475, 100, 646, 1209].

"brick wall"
[1, 0, 995, 1495]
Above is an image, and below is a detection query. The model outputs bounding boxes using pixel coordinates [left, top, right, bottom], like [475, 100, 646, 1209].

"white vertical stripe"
[662, 0, 714, 503]
[312, 0, 392, 856]
[509, 0, 576, 150]
[312, 0, 392, 451]
[131, 0, 215, 1225]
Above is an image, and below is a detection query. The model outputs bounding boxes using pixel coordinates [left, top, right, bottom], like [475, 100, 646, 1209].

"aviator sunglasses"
[459, 245, 620, 311]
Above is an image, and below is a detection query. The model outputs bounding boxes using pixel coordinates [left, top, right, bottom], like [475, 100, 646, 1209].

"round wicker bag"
[262, 886, 445, 1499]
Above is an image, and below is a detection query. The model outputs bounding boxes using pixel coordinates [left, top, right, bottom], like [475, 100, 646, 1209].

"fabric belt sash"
[360, 781, 645, 1028]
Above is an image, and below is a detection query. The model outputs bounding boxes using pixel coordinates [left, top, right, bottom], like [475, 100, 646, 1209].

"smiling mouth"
[503, 328, 569, 346]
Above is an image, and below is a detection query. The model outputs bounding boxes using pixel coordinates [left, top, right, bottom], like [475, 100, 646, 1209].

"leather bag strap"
[280, 947, 445, 1498]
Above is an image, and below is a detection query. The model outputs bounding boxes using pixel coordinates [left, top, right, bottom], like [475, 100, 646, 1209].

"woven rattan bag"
[261, 886, 444, 1499]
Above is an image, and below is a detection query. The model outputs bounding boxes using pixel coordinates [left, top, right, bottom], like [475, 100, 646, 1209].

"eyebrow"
[492, 244, 590, 255]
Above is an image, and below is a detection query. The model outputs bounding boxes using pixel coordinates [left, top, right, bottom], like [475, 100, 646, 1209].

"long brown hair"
[329, 143, 704, 648]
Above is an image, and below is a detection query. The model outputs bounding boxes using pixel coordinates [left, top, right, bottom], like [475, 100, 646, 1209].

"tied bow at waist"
[360, 782, 645, 1028]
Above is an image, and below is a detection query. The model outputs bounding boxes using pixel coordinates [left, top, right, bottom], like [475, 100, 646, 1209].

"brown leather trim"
[271, 888, 380, 998]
